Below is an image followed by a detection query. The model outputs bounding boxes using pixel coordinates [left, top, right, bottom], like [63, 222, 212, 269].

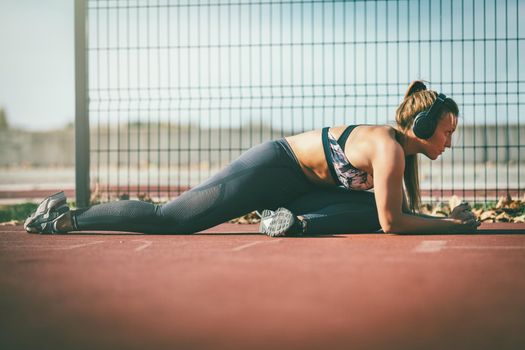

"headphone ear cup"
[413, 111, 436, 139]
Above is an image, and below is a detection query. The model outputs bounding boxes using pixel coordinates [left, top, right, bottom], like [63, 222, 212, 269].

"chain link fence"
[75, 0, 524, 207]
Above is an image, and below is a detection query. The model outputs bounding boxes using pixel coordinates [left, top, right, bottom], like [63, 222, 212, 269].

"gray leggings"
[73, 139, 381, 234]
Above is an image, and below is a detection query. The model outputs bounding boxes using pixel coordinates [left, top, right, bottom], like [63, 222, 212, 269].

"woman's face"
[422, 112, 458, 160]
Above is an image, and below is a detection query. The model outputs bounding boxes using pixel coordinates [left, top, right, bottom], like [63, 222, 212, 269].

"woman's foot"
[259, 207, 306, 237]
[24, 192, 75, 234]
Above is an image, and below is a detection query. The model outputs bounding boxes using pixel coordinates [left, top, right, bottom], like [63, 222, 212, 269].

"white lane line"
[413, 240, 525, 253]
[232, 239, 282, 252]
[55, 241, 105, 250]
[133, 240, 153, 252]
[0, 245, 56, 250]
[447, 246, 525, 250]
[413, 240, 448, 253]
[0, 241, 105, 251]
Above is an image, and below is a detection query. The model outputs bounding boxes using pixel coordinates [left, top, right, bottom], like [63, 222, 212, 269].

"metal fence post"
[75, 0, 90, 208]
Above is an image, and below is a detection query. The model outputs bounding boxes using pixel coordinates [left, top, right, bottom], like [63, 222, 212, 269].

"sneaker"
[259, 207, 305, 237]
[24, 192, 71, 234]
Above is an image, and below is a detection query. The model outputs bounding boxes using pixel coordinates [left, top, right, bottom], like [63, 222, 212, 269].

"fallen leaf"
[480, 210, 497, 222]
[419, 203, 433, 215]
[430, 206, 447, 217]
[509, 200, 522, 209]
[513, 214, 525, 223]
[496, 193, 513, 209]
[0, 220, 22, 226]
[448, 195, 462, 212]
[495, 211, 512, 222]
[229, 211, 260, 224]
[472, 208, 484, 219]
[237, 217, 249, 224]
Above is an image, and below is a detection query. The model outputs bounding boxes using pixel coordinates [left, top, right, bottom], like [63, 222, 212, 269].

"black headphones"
[412, 93, 447, 139]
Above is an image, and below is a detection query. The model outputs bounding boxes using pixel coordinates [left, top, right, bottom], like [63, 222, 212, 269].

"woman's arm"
[393, 213, 477, 234]
[372, 140, 477, 234]
[396, 193, 478, 234]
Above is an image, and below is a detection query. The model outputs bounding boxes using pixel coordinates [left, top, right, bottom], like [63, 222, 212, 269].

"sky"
[0, 0, 522, 131]
[0, 0, 74, 131]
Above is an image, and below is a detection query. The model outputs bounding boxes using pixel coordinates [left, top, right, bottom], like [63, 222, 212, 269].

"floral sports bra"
[321, 125, 374, 191]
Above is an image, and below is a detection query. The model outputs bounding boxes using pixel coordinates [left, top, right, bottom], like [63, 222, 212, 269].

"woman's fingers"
[452, 203, 471, 214]
[457, 203, 472, 211]
[463, 218, 481, 230]
[453, 204, 476, 220]
[451, 209, 475, 222]
[464, 211, 476, 220]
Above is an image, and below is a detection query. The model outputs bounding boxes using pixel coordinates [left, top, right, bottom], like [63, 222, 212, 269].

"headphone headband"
[425, 93, 447, 122]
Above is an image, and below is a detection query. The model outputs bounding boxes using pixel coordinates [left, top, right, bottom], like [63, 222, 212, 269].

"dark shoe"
[259, 207, 305, 237]
[24, 192, 71, 234]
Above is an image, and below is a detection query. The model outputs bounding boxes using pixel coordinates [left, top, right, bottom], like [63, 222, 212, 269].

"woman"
[24, 81, 479, 236]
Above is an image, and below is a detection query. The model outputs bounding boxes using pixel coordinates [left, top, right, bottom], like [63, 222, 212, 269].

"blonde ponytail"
[403, 80, 427, 99]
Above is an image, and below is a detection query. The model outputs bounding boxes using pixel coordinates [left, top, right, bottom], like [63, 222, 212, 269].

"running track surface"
[1, 223, 525, 350]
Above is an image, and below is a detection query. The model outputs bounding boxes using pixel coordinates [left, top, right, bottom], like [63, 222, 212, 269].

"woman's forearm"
[414, 212, 445, 219]
[390, 213, 465, 234]
[403, 211, 444, 219]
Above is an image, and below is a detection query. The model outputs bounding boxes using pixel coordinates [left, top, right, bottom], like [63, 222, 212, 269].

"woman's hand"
[450, 202, 476, 222]
[449, 202, 481, 232]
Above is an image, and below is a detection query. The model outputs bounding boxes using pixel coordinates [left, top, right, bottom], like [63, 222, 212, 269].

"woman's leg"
[286, 187, 382, 234]
[72, 140, 312, 234]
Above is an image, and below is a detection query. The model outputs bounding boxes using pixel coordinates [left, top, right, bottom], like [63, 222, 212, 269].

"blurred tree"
[0, 107, 9, 130]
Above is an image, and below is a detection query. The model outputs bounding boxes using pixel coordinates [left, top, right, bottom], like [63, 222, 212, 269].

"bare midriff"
[286, 126, 352, 185]
[285, 124, 395, 187]
[284, 128, 332, 186]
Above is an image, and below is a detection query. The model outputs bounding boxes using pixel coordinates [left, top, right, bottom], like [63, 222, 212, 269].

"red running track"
[1, 223, 525, 350]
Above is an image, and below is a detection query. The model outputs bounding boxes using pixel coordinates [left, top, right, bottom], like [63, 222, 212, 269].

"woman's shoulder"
[360, 123, 397, 135]
[335, 124, 401, 175]
[358, 125, 404, 163]
[354, 124, 401, 147]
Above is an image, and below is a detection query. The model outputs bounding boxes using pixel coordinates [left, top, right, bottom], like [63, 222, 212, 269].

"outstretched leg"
[71, 140, 313, 234]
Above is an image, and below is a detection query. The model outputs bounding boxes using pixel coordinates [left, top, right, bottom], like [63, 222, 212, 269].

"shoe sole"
[26, 192, 66, 221]
[24, 192, 68, 233]
[259, 207, 295, 237]
[25, 204, 70, 234]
